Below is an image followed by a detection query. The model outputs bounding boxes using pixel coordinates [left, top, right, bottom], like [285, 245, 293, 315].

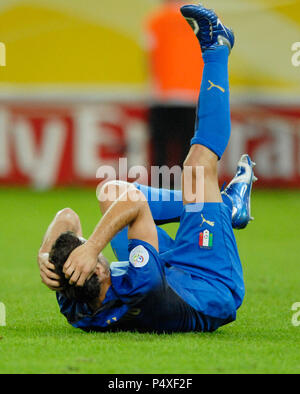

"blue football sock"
[191, 45, 231, 159]
[134, 183, 183, 224]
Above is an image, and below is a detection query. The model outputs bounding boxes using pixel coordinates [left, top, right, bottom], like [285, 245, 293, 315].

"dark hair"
[49, 231, 101, 303]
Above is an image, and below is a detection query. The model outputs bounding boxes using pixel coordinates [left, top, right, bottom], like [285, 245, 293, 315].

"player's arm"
[38, 208, 82, 291]
[63, 185, 158, 287]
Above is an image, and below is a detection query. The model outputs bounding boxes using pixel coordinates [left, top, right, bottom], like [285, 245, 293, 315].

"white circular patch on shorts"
[129, 245, 149, 268]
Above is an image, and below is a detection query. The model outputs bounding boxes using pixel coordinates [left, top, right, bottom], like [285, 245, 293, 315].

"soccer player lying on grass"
[38, 4, 257, 333]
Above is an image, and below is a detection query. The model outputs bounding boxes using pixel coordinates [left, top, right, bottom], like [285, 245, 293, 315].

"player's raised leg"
[155, 6, 246, 325]
[180, 5, 234, 204]
[180, 5, 257, 227]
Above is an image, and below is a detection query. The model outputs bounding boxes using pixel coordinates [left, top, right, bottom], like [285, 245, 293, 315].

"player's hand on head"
[38, 252, 62, 291]
[63, 241, 99, 287]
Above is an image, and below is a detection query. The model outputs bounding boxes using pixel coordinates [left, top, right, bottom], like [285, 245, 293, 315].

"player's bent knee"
[98, 180, 132, 211]
[98, 180, 130, 199]
[98, 181, 145, 214]
[126, 188, 148, 213]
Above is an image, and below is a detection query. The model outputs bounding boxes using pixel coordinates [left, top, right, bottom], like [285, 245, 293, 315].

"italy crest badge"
[199, 229, 213, 249]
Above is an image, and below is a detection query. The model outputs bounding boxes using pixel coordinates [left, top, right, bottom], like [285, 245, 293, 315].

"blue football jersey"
[57, 239, 233, 333]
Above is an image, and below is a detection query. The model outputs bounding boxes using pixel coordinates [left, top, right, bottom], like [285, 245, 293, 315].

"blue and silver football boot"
[180, 4, 235, 53]
[222, 155, 258, 230]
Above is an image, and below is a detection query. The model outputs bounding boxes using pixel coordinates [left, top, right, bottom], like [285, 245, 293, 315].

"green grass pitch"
[0, 187, 300, 374]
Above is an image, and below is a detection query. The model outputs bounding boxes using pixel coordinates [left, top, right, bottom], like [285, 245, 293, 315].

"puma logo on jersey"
[208, 80, 225, 93]
[200, 214, 215, 227]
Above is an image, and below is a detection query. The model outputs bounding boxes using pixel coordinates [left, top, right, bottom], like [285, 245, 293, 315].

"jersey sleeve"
[111, 239, 166, 303]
